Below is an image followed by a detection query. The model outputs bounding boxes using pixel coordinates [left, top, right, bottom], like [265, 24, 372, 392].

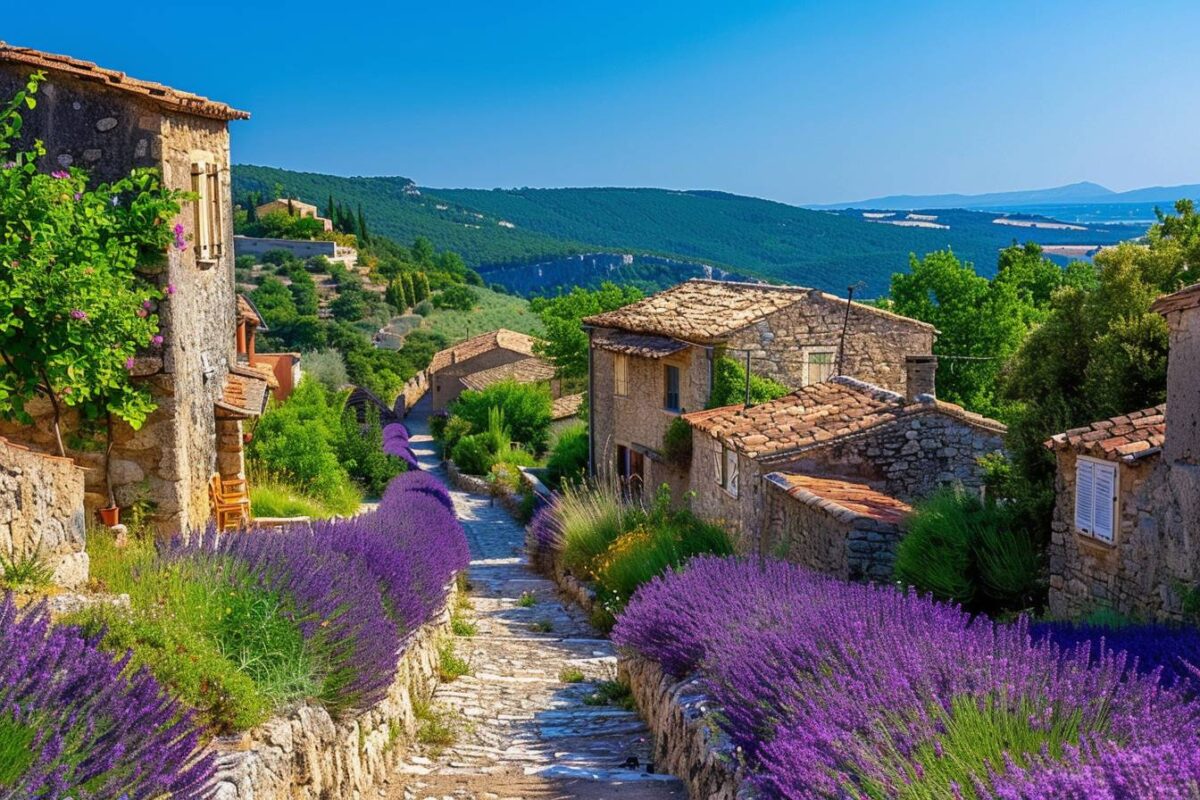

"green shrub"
[452, 433, 496, 476]
[336, 405, 404, 496]
[894, 489, 1044, 613]
[300, 349, 348, 392]
[432, 284, 479, 311]
[557, 482, 628, 579]
[546, 423, 589, 489]
[438, 415, 474, 455]
[451, 380, 553, 454]
[707, 355, 791, 408]
[249, 476, 334, 519]
[661, 416, 693, 467]
[0, 550, 53, 590]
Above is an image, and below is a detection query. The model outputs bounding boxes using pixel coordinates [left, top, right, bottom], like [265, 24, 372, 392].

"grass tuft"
[516, 591, 537, 608]
[559, 667, 585, 683]
[529, 619, 554, 634]
[438, 641, 471, 682]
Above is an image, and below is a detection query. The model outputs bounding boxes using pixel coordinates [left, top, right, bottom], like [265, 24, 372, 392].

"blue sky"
[6, 1, 1199, 204]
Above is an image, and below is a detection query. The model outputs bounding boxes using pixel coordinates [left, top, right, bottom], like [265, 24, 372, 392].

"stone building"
[0, 43, 266, 534]
[582, 279, 936, 492]
[1046, 282, 1200, 620]
[254, 197, 334, 232]
[682, 362, 1006, 580]
[428, 329, 543, 412]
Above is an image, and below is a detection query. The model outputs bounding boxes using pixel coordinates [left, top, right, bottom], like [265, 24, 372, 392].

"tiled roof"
[458, 357, 556, 392]
[0, 42, 249, 121]
[592, 331, 688, 359]
[582, 279, 934, 343]
[428, 329, 538, 374]
[683, 375, 1005, 460]
[765, 472, 912, 526]
[1152, 282, 1200, 316]
[552, 393, 585, 420]
[234, 362, 279, 391]
[1044, 405, 1166, 464]
[237, 295, 266, 329]
[216, 367, 272, 418]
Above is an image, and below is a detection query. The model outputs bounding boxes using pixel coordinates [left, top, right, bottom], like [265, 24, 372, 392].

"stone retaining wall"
[210, 583, 455, 799]
[619, 655, 749, 799]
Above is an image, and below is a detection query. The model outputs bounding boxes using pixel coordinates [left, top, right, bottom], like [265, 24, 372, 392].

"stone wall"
[0, 65, 240, 535]
[590, 340, 710, 490]
[761, 481, 902, 581]
[0, 438, 88, 588]
[619, 656, 749, 800]
[723, 292, 935, 394]
[687, 437, 762, 545]
[777, 411, 1005, 501]
[233, 236, 346, 262]
[396, 371, 430, 418]
[1048, 451, 1200, 621]
[211, 582, 454, 799]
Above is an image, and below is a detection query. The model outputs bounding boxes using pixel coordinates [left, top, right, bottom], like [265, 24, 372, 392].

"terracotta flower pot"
[98, 505, 120, 527]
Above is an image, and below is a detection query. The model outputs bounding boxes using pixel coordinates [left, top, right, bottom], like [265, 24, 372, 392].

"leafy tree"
[0, 73, 185, 454]
[530, 282, 644, 381]
[251, 277, 298, 329]
[432, 285, 479, 311]
[707, 355, 790, 408]
[411, 236, 435, 267]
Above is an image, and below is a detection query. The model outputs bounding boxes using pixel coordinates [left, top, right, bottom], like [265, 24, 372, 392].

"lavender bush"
[0, 595, 212, 799]
[382, 423, 419, 469]
[1031, 620, 1200, 694]
[613, 557, 1200, 799]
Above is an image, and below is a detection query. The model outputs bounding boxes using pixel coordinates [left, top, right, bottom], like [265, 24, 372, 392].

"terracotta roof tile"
[583, 279, 934, 343]
[1152, 282, 1200, 316]
[237, 295, 266, 329]
[216, 368, 271, 419]
[1045, 404, 1166, 463]
[429, 329, 538, 374]
[0, 42, 249, 121]
[766, 472, 912, 526]
[458, 357, 556, 392]
[592, 331, 688, 358]
[551, 393, 585, 420]
[683, 375, 1005, 460]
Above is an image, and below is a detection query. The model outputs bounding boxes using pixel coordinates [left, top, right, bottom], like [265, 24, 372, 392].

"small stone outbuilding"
[1046, 282, 1200, 621]
[682, 360, 1005, 579]
[0, 42, 260, 534]
[428, 329, 543, 412]
[583, 279, 936, 493]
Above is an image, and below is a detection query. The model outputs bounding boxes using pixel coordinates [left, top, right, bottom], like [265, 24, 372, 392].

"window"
[804, 349, 836, 385]
[613, 353, 628, 396]
[191, 162, 224, 262]
[1075, 457, 1117, 543]
[664, 364, 681, 411]
[715, 443, 739, 497]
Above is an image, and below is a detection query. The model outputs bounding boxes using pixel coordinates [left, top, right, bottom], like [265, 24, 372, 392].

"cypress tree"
[357, 204, 370, 244]
[326, 193, 336, 220]
[402, 272, 416, 309]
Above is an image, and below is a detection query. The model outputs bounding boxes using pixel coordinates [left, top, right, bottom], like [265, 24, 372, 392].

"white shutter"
[713, 441, 724, 485]
[1091, 462, 1117, 543]
[1074, 459, 1094, 533]
[726, 448, 739, 498]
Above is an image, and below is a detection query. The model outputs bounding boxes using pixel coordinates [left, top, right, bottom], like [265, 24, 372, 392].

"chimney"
[904, 355, 937, 404]
[1153, 283, 1200, 465]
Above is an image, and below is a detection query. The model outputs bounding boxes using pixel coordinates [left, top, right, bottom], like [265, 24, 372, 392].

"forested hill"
[232, 165, 1143, 296]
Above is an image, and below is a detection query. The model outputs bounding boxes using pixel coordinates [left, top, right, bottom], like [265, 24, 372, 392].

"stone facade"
[0, 438, 88, 588]
[233, 236, 356, 267]
[0, 52, 248, 534]
[212, 582, 453, 800]
[1047, 283, 1200, 620]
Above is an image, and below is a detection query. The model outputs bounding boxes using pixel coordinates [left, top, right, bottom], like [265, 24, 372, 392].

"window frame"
[719, 443, 739, 498]
[664, 363, 681, 412]
[1074, 455, 1118, 544]
[802, 347, 837, 386]
[613, 353, 629, 397]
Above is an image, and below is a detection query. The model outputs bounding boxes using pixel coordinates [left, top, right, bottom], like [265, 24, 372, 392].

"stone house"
[254, 197, 334, 232]
[429, 329, 543, 412]
[0, 43, 265, 534]
[1045, 282, 1200, 621]
[681, 359, 1006, 580]
[582, 279, 936, 493]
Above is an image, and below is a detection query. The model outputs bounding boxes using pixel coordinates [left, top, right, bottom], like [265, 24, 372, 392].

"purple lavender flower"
[173, 223, 187, 252]
[0, 595, 213, 797]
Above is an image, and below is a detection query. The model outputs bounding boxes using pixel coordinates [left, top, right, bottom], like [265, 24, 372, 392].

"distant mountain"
[820, 181, 1200, 210]
[231, 166, 1144, 297]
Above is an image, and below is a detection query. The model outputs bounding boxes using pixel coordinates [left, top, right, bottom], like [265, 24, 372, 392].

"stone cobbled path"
[386, 401, 684, 800]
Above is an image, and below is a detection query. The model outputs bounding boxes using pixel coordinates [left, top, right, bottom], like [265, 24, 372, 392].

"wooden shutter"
[207, 164, 222, 258]
[613, 354, 627, 396]
[1074, 459, 1094, 533]
[191, 163, 211, 259]
[1091, 462, 1117, 543]
[725, 447, 739, 497]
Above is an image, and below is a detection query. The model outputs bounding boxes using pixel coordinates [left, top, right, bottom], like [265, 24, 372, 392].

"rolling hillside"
[232, 165, 1144, 297]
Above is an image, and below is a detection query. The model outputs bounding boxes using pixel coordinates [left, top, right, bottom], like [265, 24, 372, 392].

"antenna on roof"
[745, 350, 753, 408]
[837, 281, 867, 377]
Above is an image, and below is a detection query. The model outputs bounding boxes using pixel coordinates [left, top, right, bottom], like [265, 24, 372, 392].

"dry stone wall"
[211, 584, 454, 800]
[0, 438, 87, 588]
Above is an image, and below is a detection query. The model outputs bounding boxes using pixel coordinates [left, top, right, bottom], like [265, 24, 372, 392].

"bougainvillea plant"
[0, 72, 188, 455]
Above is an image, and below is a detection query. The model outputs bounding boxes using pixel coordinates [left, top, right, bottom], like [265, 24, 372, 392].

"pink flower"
[69, 309, 87, 320]
[125, 357, 136, 370]
[136, 308, 148, 318]
[172, 223, 187, 251]
[142, 300, 153, 310]
[73, 192, 82, 202]
[166, 283, 176, 295]
[51, 170, 69, 179]
[151, 335, 164, 348]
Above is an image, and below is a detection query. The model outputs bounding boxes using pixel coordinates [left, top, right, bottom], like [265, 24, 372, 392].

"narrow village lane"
[387, 397, 684, 800]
